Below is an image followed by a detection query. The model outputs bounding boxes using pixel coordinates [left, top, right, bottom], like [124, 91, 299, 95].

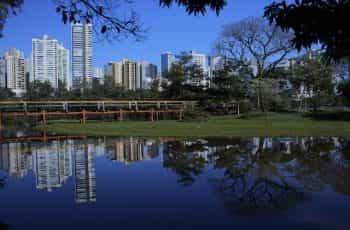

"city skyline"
[0, 0, 271, 69]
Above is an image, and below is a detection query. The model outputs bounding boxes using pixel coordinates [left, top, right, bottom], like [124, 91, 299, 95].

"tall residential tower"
[0, 48, 26, 95]
[71, 23, 93, 90]
[161, 52, 174, 77]
[31, 35, 69, 88]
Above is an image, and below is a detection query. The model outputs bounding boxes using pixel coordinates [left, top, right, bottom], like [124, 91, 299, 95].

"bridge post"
[41, 110, 47, 130]
[151, 108, 154, 122]
[119, 109, 124, 121]
[237, 103, 240, 116]
[0, 112, 3, 141]
[81, 109, 87, 124]
[23, 102, 27, 113]
[179, 110, 183, 121]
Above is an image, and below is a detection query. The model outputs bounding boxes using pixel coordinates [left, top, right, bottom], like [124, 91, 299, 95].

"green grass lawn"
[41, 112, 350, 137]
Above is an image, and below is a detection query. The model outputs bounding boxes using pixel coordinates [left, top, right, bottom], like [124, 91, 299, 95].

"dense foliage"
[264, 0, 350, 60]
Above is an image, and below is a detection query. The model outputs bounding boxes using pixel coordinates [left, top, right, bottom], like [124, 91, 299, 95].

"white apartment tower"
[122, 59, 138, 90]
[0, 48, 26, 95]
[71, 23, 93, 90]
[208, 55, 226, 79]
[190, 50, 206, 71]
[93, 67, 104, 84]
[31, 35, 69, 88]
[57, 45, 70, 89]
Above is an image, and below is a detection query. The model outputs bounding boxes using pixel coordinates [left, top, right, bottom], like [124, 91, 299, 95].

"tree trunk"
[256, 74, 265, 112]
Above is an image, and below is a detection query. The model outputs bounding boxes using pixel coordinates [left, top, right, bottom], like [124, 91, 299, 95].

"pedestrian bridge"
[0, 100, 196, 112]
[0, 100, 194, 129]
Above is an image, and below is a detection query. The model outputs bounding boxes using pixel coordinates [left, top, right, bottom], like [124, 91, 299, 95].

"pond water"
[0, 135, 350, 229]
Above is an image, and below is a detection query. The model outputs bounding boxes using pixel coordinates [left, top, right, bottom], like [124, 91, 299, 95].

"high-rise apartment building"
[122, 59, 138, 90]
[189, 50, 206, 71]
[31, 35, 69, 88]
[71, 23, 93, 90]
[57, 45, 70, 89]
[109, 59, 138, 90]
[93, 67, 104, 84]
[139, 61, 157, 89]
[208, 55, 226, 79]
[0, 48, 26, 95]
[161, 52, 174, 77]
[111, 62, 123, 86]
[108, 59, 158, 90]
[0, 58, 6, 88]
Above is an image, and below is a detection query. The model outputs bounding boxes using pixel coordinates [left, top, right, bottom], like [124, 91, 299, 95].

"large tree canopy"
[216, 17, 294, 78]
[160, 0, 226, 15]
[264, 0, 350, 60]
[0, 0, 227, 39]
[215, 17, 294, 111]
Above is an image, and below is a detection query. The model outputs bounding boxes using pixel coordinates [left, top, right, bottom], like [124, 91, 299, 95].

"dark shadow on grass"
[303, 111, 350, 121]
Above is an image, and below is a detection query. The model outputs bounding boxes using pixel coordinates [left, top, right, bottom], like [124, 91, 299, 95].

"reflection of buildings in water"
[0, 143, 32, 179]
[182, 140, 217, 162]
[33, 141, 72, 192]
[274, 138, 294, 154]
[92, 138, 106, 157]
[250, 137, 304, 155]
[248, 137, 348, 157]
[74, 144, 96, 203]
[105, 138, 159, 164]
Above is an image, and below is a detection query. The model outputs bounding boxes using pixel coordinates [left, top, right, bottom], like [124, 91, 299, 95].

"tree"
[0, 0, 23, 38]
[163, 140, 207, 186]
[290, 51, 335, 111]
[209, 60, 252, 101]
[264, 0, 350, 60]
[162, 51, 206, 99]
[339, 80, 350, 104]
[160, 0, 226, 15]
[216, 17, 294, 111]
[55, 79, 69, 99]
[25, 80, 54, 100]
[0, 0, 227, 39]
[211, 138, 305, 215]
[249, 78, 291, 111]
[0, 88, 15, 99]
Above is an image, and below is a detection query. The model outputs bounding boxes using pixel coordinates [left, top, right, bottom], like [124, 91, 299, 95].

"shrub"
[239, 112, 267, 120]
[303, 111, 350, 121]
[239, 100, 253, 114]
[183, 109, 209, 122]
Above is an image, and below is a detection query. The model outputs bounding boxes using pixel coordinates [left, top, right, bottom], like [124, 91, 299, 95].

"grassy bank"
[40, 112, 350, 137]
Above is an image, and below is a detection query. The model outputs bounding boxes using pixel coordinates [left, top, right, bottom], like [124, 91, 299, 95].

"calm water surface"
[0, 135, 350, 229]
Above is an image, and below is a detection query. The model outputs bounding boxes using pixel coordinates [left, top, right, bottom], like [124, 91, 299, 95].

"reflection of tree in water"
[290, 137, 350, 195]
[0, 176, 6, 191]
[211, 137, 350, 215]
[0, 222, 8, 230]
[163, 140, 207, 186]
[212, 139, 305, 216]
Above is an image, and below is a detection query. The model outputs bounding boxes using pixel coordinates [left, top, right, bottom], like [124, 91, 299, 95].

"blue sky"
[0, 0, 273, 69]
